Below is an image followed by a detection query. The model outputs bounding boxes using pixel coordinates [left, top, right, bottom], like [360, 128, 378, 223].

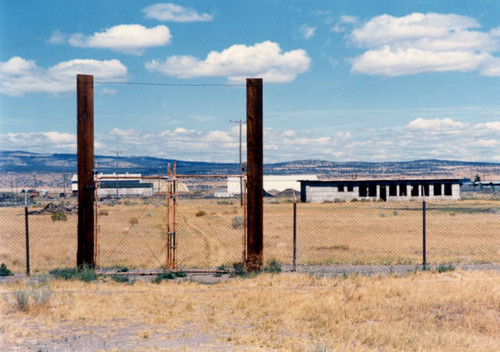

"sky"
[1, 0, 500, 163]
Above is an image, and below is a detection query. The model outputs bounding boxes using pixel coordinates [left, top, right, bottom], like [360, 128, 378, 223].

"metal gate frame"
[93, 164, 246, 271]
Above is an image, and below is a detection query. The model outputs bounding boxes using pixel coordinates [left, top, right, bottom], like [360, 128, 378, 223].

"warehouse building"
[72, 173, 154, 197]
[227, 175, 318, 196]
[300, 179, 461, 203]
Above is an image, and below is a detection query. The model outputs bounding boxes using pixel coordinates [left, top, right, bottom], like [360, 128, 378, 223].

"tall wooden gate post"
[246, 78, 263, 271]
[77, 74, 95, 268]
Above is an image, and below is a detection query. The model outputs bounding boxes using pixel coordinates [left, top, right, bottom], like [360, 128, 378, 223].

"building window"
[399, 184, 407, 196]
[411, 183, 419, 197]
[389, 184, 397, 196]
[422, 184, 430, 197]
[434, 183, 442, 196]
[347, 185, 353, 192]
[359, 183, 368, 197]
[368, 184, 377, 197]
[444, 183, 452, 196]
[338, 185, 344, 192]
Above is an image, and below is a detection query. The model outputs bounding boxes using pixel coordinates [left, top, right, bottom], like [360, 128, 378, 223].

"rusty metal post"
[246, 78, 263, 271]
[77, 74, 95, 268]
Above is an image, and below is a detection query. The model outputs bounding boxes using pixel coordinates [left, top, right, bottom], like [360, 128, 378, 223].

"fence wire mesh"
[1, 185, 499, 275]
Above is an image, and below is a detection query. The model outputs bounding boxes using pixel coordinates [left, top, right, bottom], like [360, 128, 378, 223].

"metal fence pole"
[292, 190, 297, 272]
[422, 198, 427, 270]
[24, 192, 30, 276]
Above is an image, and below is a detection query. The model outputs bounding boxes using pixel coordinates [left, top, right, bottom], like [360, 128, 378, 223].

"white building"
[71, 173, 154, 197]
[227, 175, 318, 196]
[300, 179, 461, 202]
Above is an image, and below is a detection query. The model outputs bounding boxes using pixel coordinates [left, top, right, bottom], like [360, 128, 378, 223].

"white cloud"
[142, 3, 212, 22]
[331, 15, 359, 33]
[49, 30, 66, 44]
[407, 118, 466, 130]
[146, 41, 311, 83]
[349, 12, 500, 76]
[0, 132, 77, 153]
[300, 25, 316, 39]
[0, 56, 127, 96]
[67, 24, 171, 55]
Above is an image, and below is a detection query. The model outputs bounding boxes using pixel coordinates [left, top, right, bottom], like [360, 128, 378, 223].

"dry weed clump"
[1, 270, 498, 351]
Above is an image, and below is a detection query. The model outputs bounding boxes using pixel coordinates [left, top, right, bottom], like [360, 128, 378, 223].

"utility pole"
[230, 119, 244, 206]
[77, 74, 95, 268]
[246, 78, 263, 271]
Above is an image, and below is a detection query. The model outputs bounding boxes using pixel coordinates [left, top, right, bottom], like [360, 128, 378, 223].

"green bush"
[195, 210, 206, 217]
[0, 263, 13, 276]
[263, 260, 282, 273]
[152, 271, 176, 284]
[51, 212, 67, 221]
[111, 275, 129, 283]
[50, 266, 98, 282]
[437, 263, 455, 273]
[232, 262, 248, 277]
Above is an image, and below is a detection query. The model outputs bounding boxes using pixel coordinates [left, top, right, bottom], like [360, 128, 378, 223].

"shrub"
[195, 210, 206, 217]
[263, 260, 282, 273]
[231, 216, 243, 229]
[51, 212, 67, 221]
[129, 217, 139, 226]
[50, 266, 98, 282]
[217, 200, 233, 205]
[111, 275, 129, 283]
[99, 209, 109, 216]
[437, 263, 455, 273]
[0, 263, 13, 276]
[2, 275, 52, 312]
[152, 271, 176, 284]
[232, 262, 248, 277]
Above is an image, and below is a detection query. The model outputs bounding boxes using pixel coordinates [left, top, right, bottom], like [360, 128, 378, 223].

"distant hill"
[2, 150, 500, 180]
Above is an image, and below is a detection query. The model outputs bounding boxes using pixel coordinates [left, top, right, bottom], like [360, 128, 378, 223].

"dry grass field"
[1, 198, 499, 273]
[0, 270, 499, 351]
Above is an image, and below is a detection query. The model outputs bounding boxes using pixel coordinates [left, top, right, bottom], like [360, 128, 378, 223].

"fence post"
[292, 190, 297, 272]
[422, 197, 427, 270]
[246, 78, 263, 271]
[24, 191, 30, 276]
[77, 74, 95, 268]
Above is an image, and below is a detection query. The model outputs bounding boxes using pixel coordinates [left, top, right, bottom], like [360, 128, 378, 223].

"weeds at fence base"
[437, 263, 455, 273]
[0, 263, 13, 276]
[49, 266, 98, 282]
[111, 275, 130, 283]
[152, 271, 187, 284]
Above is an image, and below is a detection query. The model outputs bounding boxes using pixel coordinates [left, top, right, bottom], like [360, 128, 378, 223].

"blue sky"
[1, 0, 500, 163]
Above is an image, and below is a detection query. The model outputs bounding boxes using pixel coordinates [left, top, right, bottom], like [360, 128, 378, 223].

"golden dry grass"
[0, 270, 499, 351]
[1, 198, 499, 272]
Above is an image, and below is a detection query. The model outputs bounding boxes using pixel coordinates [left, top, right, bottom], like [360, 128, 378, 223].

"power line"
[94, 81, 245, 87]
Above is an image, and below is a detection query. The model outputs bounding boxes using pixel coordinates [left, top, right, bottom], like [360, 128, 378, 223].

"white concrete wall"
[228, 175, 318, 195]
[305, 182, 460, 202]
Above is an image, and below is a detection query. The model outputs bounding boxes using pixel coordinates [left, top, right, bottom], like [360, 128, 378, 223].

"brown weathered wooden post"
[77, 74, 95, 268]
[246, 78, 263, 271]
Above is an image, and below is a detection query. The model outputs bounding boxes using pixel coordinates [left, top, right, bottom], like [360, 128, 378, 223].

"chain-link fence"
[1, 186, 499, 275]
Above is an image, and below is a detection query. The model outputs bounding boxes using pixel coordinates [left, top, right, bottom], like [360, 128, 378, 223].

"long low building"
[300, 179, 461, 203]
[227, 175, 318, 196]
[72, 173, 154, 197]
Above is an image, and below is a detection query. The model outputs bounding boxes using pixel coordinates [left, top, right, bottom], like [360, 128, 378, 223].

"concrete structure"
[227, 175, 318, 196]
[300, 179, 461, 203]
[72, 173, 154, 197]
